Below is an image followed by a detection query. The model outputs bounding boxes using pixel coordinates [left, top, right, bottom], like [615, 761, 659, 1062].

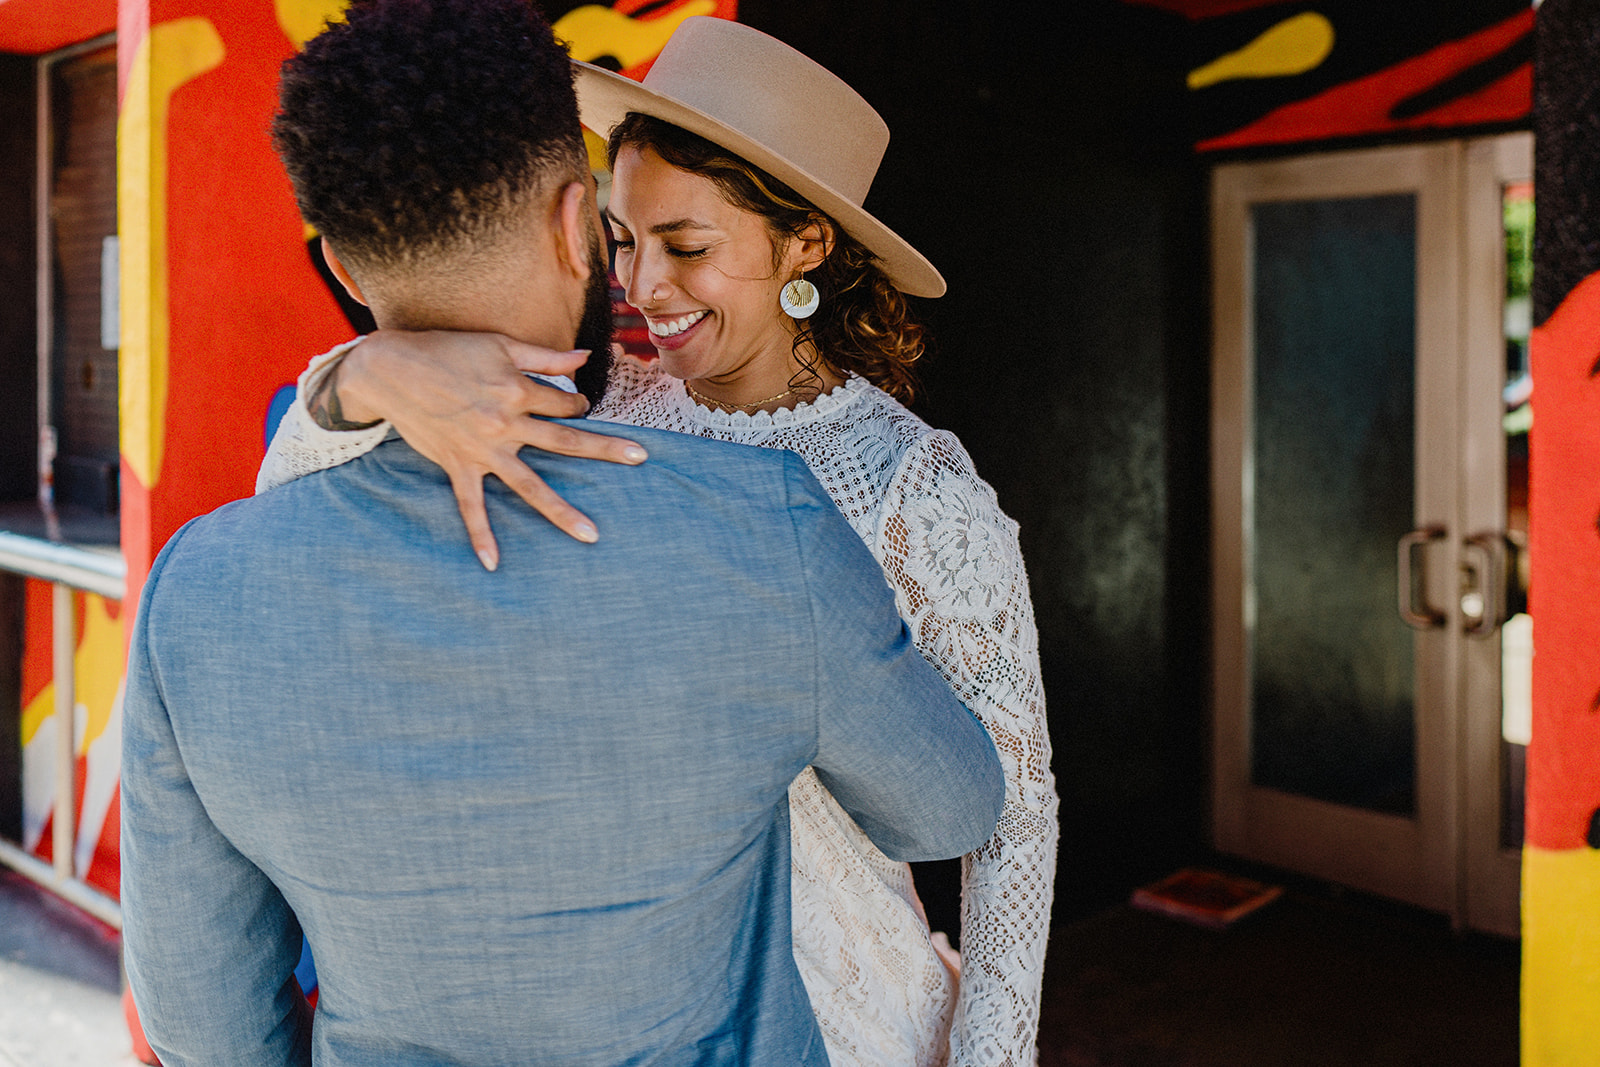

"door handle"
[1398, 527, 1447, 630]
[1460, 533, 1505, 638]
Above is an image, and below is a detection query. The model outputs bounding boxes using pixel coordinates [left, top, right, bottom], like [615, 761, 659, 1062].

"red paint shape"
[117, 0, 151, 104]
[18, 584, 94, 707]
[83, 784, 120, 899]
[121, 456, 152, 607]
[0, 0, 114, 55]
[33, 750, 93, 864]
[123, 986, 161, 1065]
[20, 579, 54, 707]
[32, 812, 52, 866]
[610, 0, 740, 80]
[1198, 9, 1533, 151]
[1526, 269, 1600, 851]
[613, 0, 739, 17]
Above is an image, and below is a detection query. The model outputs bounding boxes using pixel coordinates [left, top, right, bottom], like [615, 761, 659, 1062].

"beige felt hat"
[574, 17, 946, 299]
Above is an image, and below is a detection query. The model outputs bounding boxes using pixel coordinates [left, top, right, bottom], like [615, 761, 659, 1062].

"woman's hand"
[326, 330, 647, 568]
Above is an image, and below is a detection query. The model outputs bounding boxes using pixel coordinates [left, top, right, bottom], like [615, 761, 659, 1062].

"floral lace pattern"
[260, 349, 1059, 1067]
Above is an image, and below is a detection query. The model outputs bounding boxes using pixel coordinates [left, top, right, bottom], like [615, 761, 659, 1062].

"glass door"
[1211, 137, 1526, 933]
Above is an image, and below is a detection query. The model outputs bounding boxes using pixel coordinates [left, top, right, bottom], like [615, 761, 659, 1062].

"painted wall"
[2, 0, 359, 898]
[1524, 3, 1600, 1061]
[1133, 0, 1532, 150]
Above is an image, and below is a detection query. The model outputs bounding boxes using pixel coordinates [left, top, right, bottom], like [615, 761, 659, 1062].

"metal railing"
[0, 530, 125, 929]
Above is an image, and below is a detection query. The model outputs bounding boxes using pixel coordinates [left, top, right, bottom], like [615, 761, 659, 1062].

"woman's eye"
[668, 246, 709, 260]
[611, 238, 635, 253]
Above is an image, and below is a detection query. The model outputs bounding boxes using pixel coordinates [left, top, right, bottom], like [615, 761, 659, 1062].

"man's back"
[122, 424, 1003, 1067]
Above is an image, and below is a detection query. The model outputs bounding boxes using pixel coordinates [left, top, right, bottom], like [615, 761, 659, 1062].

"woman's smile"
[606, 145, 808, 396]
[645, 309, 710, 349]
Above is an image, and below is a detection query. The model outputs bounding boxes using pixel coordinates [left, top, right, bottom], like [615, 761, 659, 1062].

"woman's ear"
[790, 215, 835, 274]
[320, 237, 369, 306]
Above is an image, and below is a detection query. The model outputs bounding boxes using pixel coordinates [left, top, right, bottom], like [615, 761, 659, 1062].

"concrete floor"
[0, 871, 134, 1067]
[1037, 875, 1520, 1067]
[0, 865, 1519, 1067]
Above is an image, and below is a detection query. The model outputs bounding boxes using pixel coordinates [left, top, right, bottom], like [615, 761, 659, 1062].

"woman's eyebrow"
[605, 210, 715, 236]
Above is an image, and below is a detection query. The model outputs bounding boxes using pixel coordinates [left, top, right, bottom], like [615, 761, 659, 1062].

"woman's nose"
[624, 250, 668, 310]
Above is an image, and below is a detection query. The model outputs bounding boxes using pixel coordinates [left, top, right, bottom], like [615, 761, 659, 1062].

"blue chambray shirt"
[121, 422, 1003, 1067]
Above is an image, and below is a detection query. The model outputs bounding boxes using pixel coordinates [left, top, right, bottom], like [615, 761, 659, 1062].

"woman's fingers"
[339, 330, 644, 553]
[489, 460, 599, 546]
[519, 415, 648, 465]
[504, 342, 592, 378]
[448, 471, 501, 571]
[518, 376, 591, 419]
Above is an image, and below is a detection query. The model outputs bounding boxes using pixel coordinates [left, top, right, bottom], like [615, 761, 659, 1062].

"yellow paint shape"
[276, 0, 350, 50]
[20, 681, 50, 748]
[118, 18, 225, 491]
[19, 595, 126, 754]
[1523, 845, 1600, 1064]
[72, 597, 122, 750]
[584, 127, 609, 172]
[554, 1, 715, 67]
[1188, 12, 1335, 91]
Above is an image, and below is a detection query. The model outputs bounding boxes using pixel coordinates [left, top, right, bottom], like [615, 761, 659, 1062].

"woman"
[261, 18, 1057, 1066]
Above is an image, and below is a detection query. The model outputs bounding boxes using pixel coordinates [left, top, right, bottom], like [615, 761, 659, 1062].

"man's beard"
[571, 232, 614, 407]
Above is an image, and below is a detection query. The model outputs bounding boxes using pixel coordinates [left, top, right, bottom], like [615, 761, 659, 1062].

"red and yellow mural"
[1129, 0, 1533, 149]
[1523, 269, 1600, 1064]
[19, 587, 124, 897]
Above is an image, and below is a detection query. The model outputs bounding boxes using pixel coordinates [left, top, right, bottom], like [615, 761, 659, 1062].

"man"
[118, 2, 1004, 1065]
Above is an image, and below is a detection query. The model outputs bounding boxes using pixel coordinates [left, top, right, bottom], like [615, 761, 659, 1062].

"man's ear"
[554, 179, 593, 282]
[320, 238, 369, 306]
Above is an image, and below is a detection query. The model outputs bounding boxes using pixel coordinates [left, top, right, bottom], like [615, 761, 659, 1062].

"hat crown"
[638, 18, 888, 207]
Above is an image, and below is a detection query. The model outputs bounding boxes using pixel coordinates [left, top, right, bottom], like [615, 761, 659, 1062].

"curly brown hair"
[607, 113, 926, 403]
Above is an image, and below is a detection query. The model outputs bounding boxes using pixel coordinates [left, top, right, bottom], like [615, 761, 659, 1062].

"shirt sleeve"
[256, 339, 389, 495]
[786, 452, 1006, 864]
[875, 431, 1060, 1067]
[120, 527, 314, 1067]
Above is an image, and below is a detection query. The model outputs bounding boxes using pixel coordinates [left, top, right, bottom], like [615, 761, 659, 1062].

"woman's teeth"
[649, 310, 708, 337]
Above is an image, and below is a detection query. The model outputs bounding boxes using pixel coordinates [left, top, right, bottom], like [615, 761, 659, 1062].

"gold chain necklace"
[685, 380, 799, 412]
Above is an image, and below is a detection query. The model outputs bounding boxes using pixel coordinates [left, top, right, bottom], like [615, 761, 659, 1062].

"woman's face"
[606, 145, 804, 384]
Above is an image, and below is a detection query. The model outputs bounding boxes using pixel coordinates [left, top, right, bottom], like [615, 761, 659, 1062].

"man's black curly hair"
[271, 0, 584, 272]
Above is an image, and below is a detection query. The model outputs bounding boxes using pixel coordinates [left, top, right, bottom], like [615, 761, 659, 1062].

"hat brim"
[575, 61, 946, 299]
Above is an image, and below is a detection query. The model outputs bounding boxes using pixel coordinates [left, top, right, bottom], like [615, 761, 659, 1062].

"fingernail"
[477, 549, 499, 572]
[567, 349, 592, 358]
[575, 522, 599, 544]
[623, 446, 648, 463]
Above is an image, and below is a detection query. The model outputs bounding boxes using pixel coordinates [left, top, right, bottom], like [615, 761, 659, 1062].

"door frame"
[1209, 142, 1465, 919]
[1459, 132, 1531, 939]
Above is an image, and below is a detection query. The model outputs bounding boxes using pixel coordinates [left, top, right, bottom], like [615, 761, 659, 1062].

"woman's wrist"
[307, 343, 384, 431]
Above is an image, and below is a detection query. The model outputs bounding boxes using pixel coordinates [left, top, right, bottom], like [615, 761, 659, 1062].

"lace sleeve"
[255, 340, 390, 495]
[876, 432, 1059, 1067]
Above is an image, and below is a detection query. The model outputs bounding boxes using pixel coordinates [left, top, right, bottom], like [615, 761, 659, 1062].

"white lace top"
[259, 347, 1060, 1067]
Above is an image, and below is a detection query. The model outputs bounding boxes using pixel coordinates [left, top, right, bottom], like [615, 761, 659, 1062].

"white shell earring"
[779, 277, 821, 319]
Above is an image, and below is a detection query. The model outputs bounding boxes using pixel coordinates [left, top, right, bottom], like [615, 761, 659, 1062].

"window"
[0, 36, 118, 547]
